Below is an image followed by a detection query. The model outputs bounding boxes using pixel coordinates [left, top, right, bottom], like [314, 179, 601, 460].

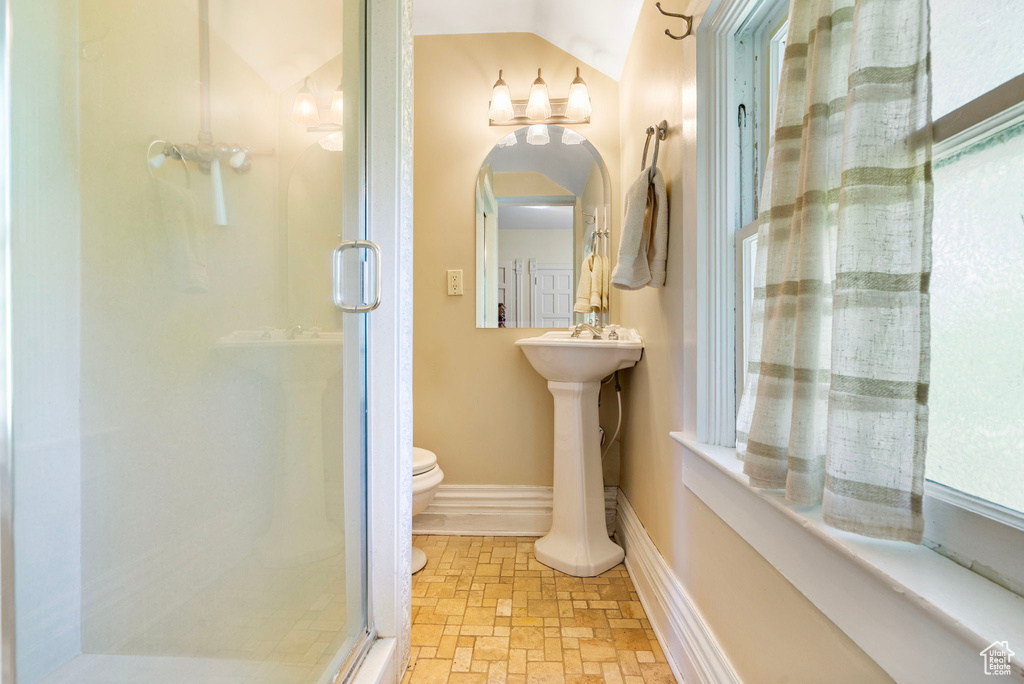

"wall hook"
[655, 2, 694, 40]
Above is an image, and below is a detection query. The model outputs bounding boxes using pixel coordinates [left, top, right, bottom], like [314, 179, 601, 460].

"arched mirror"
[476, 125, 611, 329]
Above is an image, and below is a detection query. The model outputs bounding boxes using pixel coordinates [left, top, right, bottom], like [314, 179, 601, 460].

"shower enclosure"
[0, 0, 411, 681]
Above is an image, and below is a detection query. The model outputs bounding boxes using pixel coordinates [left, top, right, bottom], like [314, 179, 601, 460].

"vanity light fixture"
[561, 128, 585, 145]
[525, 69, 552, 121]
[326, 82, 344, 125]
[487, 67, 593, 126]
[526, 124, 550, 146]
[496, 131, 518, 148]
[290, 77, 321, 127]
[564, 68, 593, 120]
[488, 70, 515, 123]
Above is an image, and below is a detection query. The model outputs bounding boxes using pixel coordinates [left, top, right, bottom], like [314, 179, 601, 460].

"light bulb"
[291, 77, 320, 127]
[488, 70, 515, 123]
[525, 69, 551, 121]
[318, 131, 345, 152]
[561, 128, 585, 145]
[327, 83, 344, 125]
[148, 152, 167, 169]
[565, 67, 593, 120]
[229, 150, 247, 168]
[526, 124, 549, 146]
[496, 131, 518, 148]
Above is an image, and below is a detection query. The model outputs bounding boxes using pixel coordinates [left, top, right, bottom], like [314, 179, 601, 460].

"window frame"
[695, 0, 788, 447]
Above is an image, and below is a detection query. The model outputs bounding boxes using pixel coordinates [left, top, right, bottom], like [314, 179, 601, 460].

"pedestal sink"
[215, 329, 344, 568]
[515, 329, 643, 576]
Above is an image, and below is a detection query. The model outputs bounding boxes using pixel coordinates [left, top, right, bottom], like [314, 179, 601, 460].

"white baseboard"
[616, 491, 741, 684]
[413, 485, 618, 537]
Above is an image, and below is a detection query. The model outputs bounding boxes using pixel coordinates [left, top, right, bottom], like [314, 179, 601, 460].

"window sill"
[671, 432, 1024, 682]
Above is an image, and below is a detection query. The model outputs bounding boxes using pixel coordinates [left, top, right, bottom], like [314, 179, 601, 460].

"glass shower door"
[7, 0, 371, 682]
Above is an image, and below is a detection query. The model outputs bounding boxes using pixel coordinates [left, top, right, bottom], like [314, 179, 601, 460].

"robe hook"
[655, 2, 694, 40]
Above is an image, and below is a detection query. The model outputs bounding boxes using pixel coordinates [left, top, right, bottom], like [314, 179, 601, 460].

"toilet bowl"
[411, 447, 444, 573]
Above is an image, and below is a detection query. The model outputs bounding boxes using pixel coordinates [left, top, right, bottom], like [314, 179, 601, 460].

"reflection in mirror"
[476, 125, 611, 329]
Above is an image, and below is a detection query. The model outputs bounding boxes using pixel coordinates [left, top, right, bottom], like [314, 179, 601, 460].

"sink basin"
[215, 328, 343, 382]
[515, 329, 643, 382]
[515, 328, 643, 577]
[215, 329, 345, 568]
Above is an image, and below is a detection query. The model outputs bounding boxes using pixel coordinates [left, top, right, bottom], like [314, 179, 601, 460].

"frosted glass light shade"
[561, 128, 584, 145]
[291, 78, 320, 127]
[525, 69, 551, 121]
[488, 70, 515, 123]
[526, 124, 550, 146]
[327, 85, 344, 125]
[565, 67, 593, 120]
[497, 131, 518, 148]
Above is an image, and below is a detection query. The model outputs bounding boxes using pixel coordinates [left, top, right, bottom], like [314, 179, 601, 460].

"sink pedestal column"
[256, 378, 345, 567]
[535, 380, 623, 577]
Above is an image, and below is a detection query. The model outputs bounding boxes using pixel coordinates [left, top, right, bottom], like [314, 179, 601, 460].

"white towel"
[574, 253, 596, 313]
[155, 178, 209, 293]
[611, 167, 668, 290]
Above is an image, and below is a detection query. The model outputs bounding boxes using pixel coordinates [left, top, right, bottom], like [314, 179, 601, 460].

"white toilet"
[411, 447, 444, 573]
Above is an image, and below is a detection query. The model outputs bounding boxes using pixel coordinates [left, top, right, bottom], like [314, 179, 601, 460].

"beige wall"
[615, 1, 892, 682]
[414, 33, 621, 486]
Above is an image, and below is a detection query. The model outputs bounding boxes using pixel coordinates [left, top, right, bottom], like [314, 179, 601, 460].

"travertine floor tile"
[405, 535, 674, 682]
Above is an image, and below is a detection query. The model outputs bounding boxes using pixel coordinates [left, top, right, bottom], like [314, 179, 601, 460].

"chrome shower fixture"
[150, 140, 254, 175]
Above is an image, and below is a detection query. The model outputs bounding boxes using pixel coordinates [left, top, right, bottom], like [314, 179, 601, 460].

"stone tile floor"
[404, 535, 675, 683]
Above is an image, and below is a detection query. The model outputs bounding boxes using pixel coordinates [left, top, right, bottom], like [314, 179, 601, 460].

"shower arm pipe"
[198, 0, 212, 143]
[196, 0, 228, 225]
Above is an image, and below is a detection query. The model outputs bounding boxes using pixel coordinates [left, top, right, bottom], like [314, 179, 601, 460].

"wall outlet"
[447, 269, 463, 296]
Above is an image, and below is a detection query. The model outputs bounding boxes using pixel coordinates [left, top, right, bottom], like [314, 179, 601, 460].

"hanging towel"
[611, 167, 668, 289]
[573, 253, 596, 313]
[155, 177, 209, 293]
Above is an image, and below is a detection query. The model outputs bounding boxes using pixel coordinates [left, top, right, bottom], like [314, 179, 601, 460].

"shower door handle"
[333, 239, 382, 313]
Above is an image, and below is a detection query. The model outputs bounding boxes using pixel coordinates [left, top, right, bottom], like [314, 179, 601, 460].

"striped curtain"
[736, 0, 932, 542]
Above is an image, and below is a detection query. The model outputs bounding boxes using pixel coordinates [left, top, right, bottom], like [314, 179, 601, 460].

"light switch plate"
[447, 269, 463, 295]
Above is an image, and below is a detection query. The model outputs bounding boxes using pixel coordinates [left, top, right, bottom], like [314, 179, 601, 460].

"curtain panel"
[736, 0, 932, 542]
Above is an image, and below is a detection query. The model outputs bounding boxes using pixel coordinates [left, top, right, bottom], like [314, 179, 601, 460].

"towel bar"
[641, 121, 669, 180]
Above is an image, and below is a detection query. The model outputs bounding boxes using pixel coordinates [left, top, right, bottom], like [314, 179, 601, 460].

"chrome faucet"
[570, 323, 604, 339]
[285, 325, 304, 339]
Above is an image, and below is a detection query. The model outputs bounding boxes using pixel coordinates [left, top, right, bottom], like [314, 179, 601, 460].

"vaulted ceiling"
[413, 0, 645, 80]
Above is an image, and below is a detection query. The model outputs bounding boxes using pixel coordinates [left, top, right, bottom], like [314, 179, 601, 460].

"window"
[922, 0, 1024, 590]
[727, 0, 1024, 593]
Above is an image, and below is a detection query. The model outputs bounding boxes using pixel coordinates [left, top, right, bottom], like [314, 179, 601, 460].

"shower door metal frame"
[353, 0, 414, 678]
[0, 0, 413, 679]
[0, 0, 13, 679]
